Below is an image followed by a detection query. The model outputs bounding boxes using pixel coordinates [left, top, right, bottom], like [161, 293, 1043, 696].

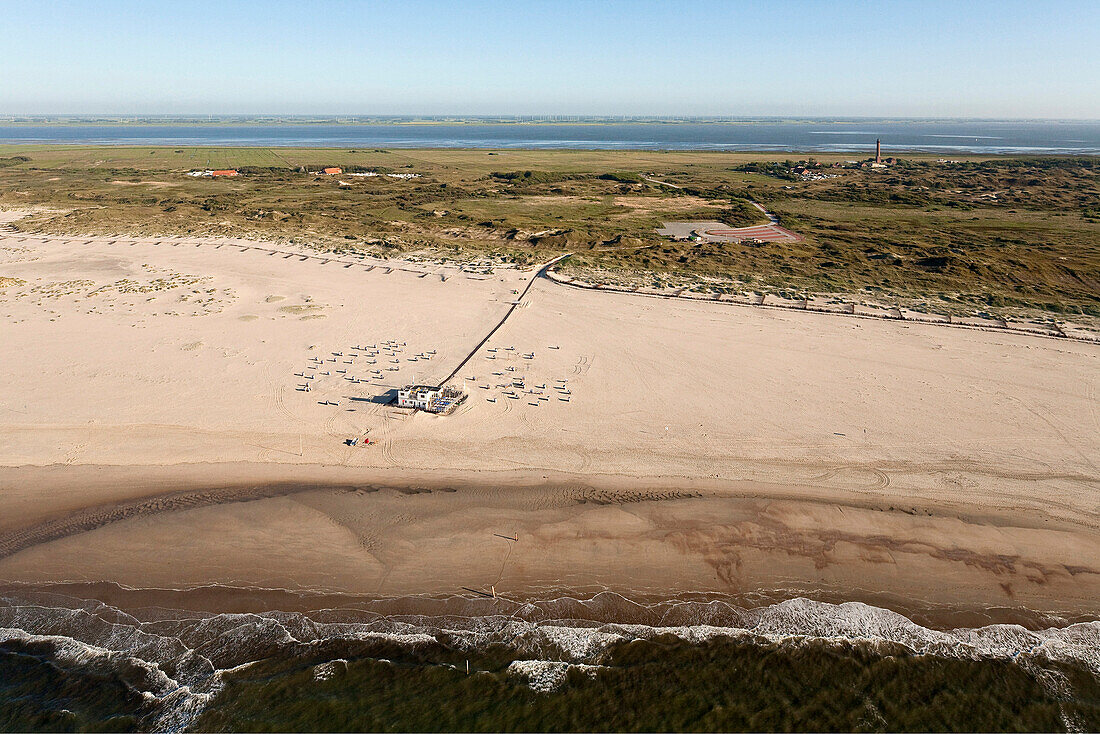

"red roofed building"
[211, 170, 238, 177]
[322, 167, 342, 175]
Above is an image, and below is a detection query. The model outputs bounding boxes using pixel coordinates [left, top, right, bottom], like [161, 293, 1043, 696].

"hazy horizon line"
[3, 114, 1099, 124]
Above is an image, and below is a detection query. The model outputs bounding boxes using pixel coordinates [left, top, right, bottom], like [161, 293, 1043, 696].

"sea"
[1, 585, 1098, 732]
[1, 119, 1100, 154]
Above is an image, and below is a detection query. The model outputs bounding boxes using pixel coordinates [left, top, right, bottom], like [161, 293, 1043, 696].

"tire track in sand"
[376, 412, 401, 466]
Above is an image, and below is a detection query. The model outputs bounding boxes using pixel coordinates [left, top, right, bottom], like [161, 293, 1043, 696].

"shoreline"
[4, 582, 1098, 733]
[3, 144, 1099, 156]
[2, 462, 1098, 626]
[2, 578, 1094, 633]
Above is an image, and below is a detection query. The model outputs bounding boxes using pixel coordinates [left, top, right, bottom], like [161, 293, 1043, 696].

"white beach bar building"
[397, 384, 442, 410]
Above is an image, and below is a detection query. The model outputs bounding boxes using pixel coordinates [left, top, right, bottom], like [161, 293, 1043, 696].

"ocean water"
[1, 120, 1099, 154]
[1, 588, 1098, 732]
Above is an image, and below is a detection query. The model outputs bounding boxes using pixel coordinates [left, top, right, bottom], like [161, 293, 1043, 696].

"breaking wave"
[1, 588, 1097, 730]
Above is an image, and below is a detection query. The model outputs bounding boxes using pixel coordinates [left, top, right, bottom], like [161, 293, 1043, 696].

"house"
[322, 167, 342, 175]
[211, 169, 238, 177]
[396, 384, 467, 413]
[397, 384, 442, 410]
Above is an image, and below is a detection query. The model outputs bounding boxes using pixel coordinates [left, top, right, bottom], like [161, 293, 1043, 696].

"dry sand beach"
[1, 210, 1098, 622]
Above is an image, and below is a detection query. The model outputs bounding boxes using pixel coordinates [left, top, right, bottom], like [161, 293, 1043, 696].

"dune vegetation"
[1, 146, 1097, 319]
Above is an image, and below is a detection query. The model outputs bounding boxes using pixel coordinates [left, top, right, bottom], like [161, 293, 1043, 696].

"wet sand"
[0, 464, 1098, 624]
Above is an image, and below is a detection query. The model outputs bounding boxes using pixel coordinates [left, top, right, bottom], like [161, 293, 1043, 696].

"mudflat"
[1, 219, 1097, 621]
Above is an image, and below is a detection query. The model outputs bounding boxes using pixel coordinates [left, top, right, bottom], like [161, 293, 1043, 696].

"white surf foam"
[2, 591, 1098, 715]
[507, 660, 602, 693]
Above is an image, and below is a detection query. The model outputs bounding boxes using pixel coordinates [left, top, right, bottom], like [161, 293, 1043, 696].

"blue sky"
[3, 0, 1098, 118]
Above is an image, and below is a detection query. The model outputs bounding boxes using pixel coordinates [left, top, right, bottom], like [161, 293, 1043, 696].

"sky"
[3, 0, 1099, 119]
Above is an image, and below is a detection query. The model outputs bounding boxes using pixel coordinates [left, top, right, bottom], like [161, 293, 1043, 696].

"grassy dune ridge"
[1, 145, 1097, 319]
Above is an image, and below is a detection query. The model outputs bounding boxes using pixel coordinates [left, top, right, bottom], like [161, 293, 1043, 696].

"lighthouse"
[875, 139, 882, 163]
